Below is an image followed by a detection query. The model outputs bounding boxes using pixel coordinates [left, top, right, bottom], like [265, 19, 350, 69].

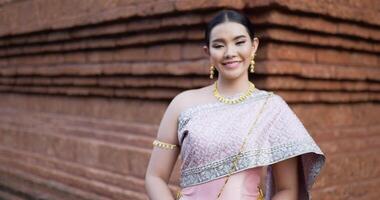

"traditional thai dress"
[177, 89, 325, 200]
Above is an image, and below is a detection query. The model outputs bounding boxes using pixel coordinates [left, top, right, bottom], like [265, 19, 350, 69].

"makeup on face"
[209, 22, 253, 74]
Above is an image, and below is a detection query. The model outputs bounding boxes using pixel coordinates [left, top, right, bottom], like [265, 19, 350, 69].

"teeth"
[225, 61, 238, 65]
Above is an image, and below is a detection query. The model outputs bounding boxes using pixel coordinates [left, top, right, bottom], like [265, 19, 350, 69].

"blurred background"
[0, 0, 379, 199]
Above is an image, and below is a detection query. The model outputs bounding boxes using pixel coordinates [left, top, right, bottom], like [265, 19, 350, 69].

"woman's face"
[205, 22, 258, 80]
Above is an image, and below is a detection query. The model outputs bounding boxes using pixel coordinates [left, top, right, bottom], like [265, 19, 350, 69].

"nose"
[224, 44, 237, 59]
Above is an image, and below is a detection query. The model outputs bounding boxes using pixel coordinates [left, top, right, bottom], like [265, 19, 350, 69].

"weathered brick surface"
[0, 0, 379, 199]
[1, 100, 379, 199]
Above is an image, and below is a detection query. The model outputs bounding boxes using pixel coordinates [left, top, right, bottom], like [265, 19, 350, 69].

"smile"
[222, 61, 241, 69]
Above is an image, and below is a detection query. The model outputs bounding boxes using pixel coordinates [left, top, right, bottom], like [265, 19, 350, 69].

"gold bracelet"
[152, 139, 178, 150]
[176, 190, 182, 200]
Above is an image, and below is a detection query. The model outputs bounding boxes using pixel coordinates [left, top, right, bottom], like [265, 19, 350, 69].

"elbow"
[145, 173, 166, 189]
[145, 173, 156, 188]
[144, 174, 150, 190]
[145, 172, 155, 190]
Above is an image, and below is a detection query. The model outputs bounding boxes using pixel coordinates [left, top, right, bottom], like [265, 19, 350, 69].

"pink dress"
[177, 89, 325, 200]
[180, 167, 262, 200]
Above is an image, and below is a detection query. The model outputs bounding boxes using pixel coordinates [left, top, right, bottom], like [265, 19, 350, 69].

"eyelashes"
[212, 41, 246, 49]
[236, 41, 245, 45]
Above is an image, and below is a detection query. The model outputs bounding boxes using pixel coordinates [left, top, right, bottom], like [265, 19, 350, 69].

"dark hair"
[205, 9, 255, 47]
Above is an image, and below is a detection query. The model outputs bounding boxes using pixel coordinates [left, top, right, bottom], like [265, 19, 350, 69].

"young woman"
[145, 10, 325, 200]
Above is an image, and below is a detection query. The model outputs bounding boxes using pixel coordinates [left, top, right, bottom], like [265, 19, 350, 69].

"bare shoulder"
[170, 84, 214, 116]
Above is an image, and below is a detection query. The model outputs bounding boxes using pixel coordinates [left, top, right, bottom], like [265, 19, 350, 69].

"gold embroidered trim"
[153, 139, 178, 150]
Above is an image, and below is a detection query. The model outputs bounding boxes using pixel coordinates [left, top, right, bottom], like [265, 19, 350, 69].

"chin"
[220, 71, 247, 80]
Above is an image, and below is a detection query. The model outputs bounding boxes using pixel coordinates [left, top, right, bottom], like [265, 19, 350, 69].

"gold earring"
[250, 54, 256, 73]
[210, 65, 215, 79]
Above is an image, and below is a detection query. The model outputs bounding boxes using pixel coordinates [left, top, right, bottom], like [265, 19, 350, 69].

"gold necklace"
[213, 81, 256, 104]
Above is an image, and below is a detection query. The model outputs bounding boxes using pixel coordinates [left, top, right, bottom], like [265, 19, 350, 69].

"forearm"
[145, 176, 175, 200]
[272, 189, 297, 200]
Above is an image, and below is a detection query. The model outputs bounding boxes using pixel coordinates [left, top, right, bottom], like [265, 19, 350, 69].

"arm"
[272, 157, 299, 200]
[145, 94, 183, 200]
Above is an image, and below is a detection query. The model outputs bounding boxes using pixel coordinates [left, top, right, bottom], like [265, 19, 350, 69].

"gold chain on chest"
[213, 81, 256, 104]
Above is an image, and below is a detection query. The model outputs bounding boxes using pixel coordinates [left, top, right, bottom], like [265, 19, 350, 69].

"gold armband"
[152, 139, 178, 150]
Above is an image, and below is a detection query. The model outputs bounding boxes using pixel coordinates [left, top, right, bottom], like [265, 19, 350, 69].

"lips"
[222, 61, 241, 69]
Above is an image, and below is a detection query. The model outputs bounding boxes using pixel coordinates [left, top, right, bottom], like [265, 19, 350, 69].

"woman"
[145, 9, 325, 200]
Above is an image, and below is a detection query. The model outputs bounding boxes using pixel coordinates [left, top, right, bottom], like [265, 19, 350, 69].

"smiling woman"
[205, 16, 258, 81]
[145, 9, 325, 200]
[208, 22, 256, 79]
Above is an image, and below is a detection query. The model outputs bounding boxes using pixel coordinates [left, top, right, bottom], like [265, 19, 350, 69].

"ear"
[251, 37, 259, 55]
[203, 45, 210, 56]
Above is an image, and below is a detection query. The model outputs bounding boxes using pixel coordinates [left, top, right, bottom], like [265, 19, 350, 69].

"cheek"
[240, 46, 252, 59]
[209, 49, 224, 61]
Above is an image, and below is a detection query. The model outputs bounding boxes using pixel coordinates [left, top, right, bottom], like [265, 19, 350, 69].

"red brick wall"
[0, 0, 379, 199]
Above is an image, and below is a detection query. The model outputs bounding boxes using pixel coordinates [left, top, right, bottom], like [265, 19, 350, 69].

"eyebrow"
[211, 35, 247, 43]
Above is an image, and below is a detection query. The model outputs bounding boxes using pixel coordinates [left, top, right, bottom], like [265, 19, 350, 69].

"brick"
[89, 51, 114, 63]
[291, 103, 380, 128]
[49, 136, 77, 161]
[262, 43, 316, 62]
[262, 28, 309, 43]
[316, 151, 380, 187]
[339, 22, 374, 43]
[24, 132, 51, 156]
[260, 60, 380, 81]
[0, 154, 136, 200]
[249, 0, 380, 27]
[41, 54, 65, 65]
[75, 140, 100, 167]
[86, 39, 115, 49]
[32, 77, 52, 85]
[1, 46, 22, 56]
[312, 178, 380, 200]
[0, 165, 79, 200]
[181, 43, 205, 60]
[316, 49, 378, 67]
[15, 77, 32, 85]
[186, 29, 203, 40]
[0, 77, 15, 85]
[78, 65, 104, 76]
[89, 88, 114, 97]
[265, 76, 380, 91]
[61, 41, 87, 51]
[72, 78, 97, 86]
[51, 77, 74, 85]
[319, 136, 380, 154]
[146, 44, 181, 61]
[125, 18, 161, 32]
[86, 51, 103, 63]
[113, 48, 146, 62]
[161, 14, 203, 27]
[63, 53, 87, 64]
[94, 23, 126, 36]
[46, 31, 70, 42]
[97, 77, 125, 87]
[35, 0, 62, 26]
[136, 1, 175, 17]
[27, 34, 48, 44]
[98, 144, 129, 174]
[262, 10, 338, 34]
[0, 147, 146, 193]
[127, 148, 150, 178]
[0, 58, 8, 67]
[0, 190, 25, 200]
[175, 0, 245, 11]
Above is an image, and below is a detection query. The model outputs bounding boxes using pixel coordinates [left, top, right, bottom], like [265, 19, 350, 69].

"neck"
[216, 76, 251, 97]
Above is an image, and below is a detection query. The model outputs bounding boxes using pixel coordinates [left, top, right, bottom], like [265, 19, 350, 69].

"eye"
[236, 41, 246, 45]
[212, 44, 224, 49]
